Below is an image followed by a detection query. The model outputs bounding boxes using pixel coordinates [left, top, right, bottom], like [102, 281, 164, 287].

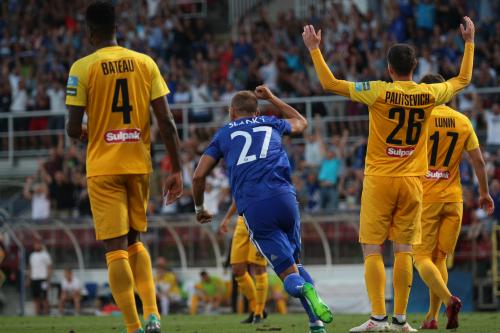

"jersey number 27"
[231, 126, 272, 165]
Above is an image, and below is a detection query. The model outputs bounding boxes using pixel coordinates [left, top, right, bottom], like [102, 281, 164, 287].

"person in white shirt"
[28, 240, 52, 315]
[23, 176, 50, 220]
[58, 268, 81, 315]
[47, 80, 66, 130]
[485, 103, 500, 146]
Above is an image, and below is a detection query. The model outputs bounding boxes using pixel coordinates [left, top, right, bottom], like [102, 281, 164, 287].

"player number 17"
[231, 126, 272, 165]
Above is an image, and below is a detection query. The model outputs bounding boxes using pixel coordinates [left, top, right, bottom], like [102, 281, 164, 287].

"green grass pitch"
[1, 313, 499, 333]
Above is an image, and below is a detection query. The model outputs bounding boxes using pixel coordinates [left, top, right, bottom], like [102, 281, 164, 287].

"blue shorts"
[242, 193, 301, 274]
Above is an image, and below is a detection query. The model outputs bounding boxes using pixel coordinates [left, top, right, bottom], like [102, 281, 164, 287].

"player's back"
[66, 46, 168, 177]
[423, 105, 478, 202]
[205, 115, 295, 212]
[349, 80, 455, 176]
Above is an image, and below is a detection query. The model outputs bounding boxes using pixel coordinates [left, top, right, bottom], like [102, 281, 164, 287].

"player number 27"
[231, 126, 272, 165]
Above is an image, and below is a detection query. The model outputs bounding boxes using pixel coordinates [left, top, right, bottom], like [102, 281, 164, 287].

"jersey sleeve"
[427, 82, 456, 106]
[465, 121, 480, 151]
[270, 117, 292, 136]
[65, 60, 88, 107]
[204, 132, 223, 161]
[149, 57, 170, 101]
[348, 81, 385, 106]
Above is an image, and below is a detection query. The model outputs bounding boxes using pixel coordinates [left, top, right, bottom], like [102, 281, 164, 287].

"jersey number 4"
[231, 126, 272, 165]
[386, 108, 425, 145]
[429, 131, 459, 167]
[112, 79, 133, 124]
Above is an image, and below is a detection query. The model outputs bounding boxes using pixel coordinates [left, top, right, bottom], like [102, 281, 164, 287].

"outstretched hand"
[163, 171, 183, 205]
[460, 16, 475, 43]
[479, 193, 495, 216]
[302, 25, 321, 51]
[196, 209, 213, 224]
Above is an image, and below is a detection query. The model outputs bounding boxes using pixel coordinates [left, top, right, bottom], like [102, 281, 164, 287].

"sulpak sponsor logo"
[386, 146, 415, 158]
[425, 169, 450, 180]
[105, 129, 141, 143]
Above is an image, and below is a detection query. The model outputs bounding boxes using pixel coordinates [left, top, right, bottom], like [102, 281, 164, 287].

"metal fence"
[1, 87, 499, 167]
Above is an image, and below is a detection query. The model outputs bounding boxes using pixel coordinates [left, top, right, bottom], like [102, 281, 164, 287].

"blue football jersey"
[204, 115, 295, 213]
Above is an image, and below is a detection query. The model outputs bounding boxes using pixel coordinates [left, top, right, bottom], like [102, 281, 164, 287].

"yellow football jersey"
[348, 80, 461, 176]
[66, 46, 169, 177]
[422, 105, 479, 202]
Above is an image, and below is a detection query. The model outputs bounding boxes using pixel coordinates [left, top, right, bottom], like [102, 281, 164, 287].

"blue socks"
[283, 273, 305, 298]
[298, 264, 319, 323]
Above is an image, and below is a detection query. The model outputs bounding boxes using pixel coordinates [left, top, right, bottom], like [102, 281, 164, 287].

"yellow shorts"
[413, 202, 463, 256]
[230, 217, 267, 266]
[360, 175, 423, 245]
[87, 174, 150, 240]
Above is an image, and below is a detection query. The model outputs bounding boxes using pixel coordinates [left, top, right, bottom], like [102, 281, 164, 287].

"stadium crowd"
[7, 0, 497, 263]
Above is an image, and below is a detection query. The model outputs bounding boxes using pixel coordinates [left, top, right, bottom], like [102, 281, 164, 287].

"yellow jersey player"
[414, 74, 494, 330]
[303, 16, 476, 332]
[65, 2, 183, 333]
[219, 200, 268, 324]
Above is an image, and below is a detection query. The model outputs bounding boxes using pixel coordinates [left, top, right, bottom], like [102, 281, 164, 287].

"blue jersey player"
[192, 85, 333, 333]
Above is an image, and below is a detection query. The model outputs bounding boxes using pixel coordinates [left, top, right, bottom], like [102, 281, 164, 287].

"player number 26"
[231, 126, 272, 166]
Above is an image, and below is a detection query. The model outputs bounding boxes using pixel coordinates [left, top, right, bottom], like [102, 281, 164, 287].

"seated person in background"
[190, 271, 226, 315]
[155, 257, 182, 315]
[58, 268, 81, 315]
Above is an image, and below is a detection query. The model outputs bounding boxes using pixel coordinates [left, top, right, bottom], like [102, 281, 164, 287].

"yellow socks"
[393, 252, 413, 316]
[426, 255, 449, 320]
[364, 254, 386, 316]
[128, 242, 160, 320]
[235, 272, 257, 313]
[275, 298, 288, 314]
[255, 272, 268, 316]
[190, 294, 199, 315]
[414, 255, 452, 306]
[106, 250, 141, 333]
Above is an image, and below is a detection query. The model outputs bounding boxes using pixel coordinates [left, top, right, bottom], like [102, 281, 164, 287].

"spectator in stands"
[58, 268, 81, 315]
[190, 271, 225, 315]
[28, 240, 52, 315]
[48, 171, 76, 218]
[46, 79, 66, 132]
[23, 176, 50, 220]
[485, 103, 500, 147]
[155, 257, 182, 316]
[318, 149, 341, 211]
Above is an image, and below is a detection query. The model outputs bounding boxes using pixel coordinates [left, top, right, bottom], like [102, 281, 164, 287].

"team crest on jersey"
[66, 76, 78, 96]
[67, 76, 78, 87]
[425, 169, 450, 180]
[386, 146, 415, 158]
[355, 81, 370, 91]
[105, 129, 141, 143]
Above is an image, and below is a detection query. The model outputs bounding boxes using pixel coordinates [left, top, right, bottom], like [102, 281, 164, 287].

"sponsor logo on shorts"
[425, 169, 450, 180]
[104, 128, 141, 143]
[386, 146, 415, 158]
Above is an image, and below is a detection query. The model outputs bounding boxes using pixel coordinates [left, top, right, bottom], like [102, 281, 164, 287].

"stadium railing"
[1, 86, 498, 167]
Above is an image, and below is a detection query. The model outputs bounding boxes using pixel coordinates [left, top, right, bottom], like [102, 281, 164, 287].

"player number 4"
[112, 78, 133, 124]
[231, 126, 272, 165]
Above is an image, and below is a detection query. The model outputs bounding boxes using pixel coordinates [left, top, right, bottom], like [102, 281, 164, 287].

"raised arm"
[431, 17, 475, 105]
[446, 17, 475, 91]
[302, 25, 350, 97]
[254, 85, 308, 134]
[467, 148, 494, 215]
[151, 96, 183, 204]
